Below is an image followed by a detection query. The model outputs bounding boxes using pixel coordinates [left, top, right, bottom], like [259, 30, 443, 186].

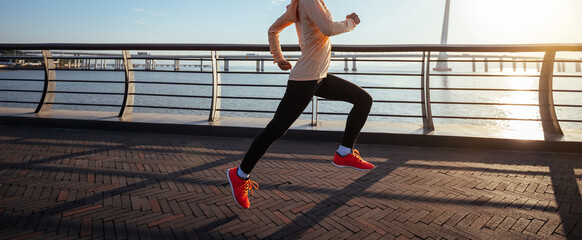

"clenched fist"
[346, 13, 360, 25]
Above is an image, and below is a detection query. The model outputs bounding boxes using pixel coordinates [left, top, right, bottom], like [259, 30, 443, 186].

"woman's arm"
[268, 13, 294, 64]
[304, 0, 357, 37]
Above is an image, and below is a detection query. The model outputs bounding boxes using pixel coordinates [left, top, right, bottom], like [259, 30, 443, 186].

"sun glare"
[455, 0, 562, 43]
[495, 77, 544, 139]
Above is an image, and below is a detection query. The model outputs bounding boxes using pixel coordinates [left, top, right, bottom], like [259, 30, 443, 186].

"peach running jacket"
[268, 0, 357, 81]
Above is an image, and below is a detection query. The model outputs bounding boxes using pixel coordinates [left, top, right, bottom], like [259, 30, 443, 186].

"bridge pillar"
[472, 58, 476, 72]
[224, 59, 229, 71]
[523, 61, 527, 72]
[434, 0, 452, 72]
[499, 58, 503, 72]
[344, 58, 349, 71]
[174, 59, 180, 71]
[576, 60, 581, 72]
[484, 57, 488, 72]
[261, 59, 265, 72]
[434, 52, 452, 71]
[513, 58, 517, 72]
[352, 57, 357, 71]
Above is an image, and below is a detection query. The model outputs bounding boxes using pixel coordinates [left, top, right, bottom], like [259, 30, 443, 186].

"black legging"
[240, 74, 373, 174]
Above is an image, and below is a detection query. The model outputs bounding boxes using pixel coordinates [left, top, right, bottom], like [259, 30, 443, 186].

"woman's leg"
[239, 80, 317, 174]
[315, 74, 373, 149]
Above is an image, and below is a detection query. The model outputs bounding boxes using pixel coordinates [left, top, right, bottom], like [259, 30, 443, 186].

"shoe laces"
[352, 149, 362, 161]
[241, 179, 259, 196]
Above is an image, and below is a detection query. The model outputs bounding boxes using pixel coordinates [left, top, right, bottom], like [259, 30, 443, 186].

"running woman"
[227, 0, 374, 209]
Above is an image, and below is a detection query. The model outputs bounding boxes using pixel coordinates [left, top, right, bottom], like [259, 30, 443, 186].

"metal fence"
[1, 43, 581, 137]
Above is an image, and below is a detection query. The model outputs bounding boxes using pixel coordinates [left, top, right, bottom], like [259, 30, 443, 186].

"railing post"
[538, 50, 563, 136]
[35, 50, 56, 113]
[209, 51, 221, 122]
[118, 50, 135, 119]
[311, 96, 318, 126]
[421, 51, 435, 130]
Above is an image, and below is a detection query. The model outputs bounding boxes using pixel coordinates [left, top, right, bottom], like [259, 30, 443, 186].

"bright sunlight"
[452, 0, 574, 44]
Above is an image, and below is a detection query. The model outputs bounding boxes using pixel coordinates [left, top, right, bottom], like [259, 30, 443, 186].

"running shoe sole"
[332, 161, 373, 171]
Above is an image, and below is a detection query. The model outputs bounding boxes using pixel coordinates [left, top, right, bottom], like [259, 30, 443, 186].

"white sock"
[237, 167, 250, 179]
[337, 145, 352, 157]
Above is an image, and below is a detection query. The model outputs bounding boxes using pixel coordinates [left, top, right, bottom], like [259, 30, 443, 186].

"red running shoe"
[227, 167, 259, 209]
[332, 149, 375, 171]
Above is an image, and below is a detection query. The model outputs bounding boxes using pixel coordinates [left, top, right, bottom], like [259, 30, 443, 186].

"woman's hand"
[277, 59, 292, 71]
[346, 13, 360, 25]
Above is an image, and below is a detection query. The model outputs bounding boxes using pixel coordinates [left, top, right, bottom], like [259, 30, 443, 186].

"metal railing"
[1, 43, 582, 136]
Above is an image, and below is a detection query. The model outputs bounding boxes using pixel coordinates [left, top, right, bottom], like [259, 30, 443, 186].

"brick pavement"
[0, 124, 581, 239]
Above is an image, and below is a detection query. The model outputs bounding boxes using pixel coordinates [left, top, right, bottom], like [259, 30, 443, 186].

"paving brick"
[469, 213, 492, 229]
[497, 216, 518, 231]
[419, 210, 444, 225]
[510, 217, 531, 232]
[432, 211, 456, 226]
[354, 217, 387, 235]
[524, 218, 546, 234]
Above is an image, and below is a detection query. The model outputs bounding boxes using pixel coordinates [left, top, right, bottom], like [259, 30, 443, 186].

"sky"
[1, 0, 581, 45]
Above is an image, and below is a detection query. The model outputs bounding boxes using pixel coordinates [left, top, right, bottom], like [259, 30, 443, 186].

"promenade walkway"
[0, 124, 581, 239]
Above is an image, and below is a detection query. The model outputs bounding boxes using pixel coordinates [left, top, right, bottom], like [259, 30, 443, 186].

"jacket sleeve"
[268, 13, 294, 62]
[304, 0, 356, 37]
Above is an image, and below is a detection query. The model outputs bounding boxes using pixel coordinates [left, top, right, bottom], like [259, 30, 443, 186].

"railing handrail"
[1, 43, 582, 52]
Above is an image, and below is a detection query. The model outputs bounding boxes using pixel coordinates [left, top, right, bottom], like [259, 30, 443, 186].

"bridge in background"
[3, 50, 581, 73]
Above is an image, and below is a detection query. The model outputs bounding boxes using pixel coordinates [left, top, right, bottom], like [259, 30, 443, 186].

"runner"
[227, 0, 374, 209]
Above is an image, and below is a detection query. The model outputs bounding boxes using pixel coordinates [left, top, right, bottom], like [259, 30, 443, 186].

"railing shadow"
[266, 159, 396, 239]
[0, 125, 581, 239]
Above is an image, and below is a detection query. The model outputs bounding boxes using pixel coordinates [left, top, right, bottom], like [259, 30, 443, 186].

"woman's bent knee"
[359, 91, 373, 108]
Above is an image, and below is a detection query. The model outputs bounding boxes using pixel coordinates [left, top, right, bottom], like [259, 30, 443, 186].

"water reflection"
[495, 76, 543, 139]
